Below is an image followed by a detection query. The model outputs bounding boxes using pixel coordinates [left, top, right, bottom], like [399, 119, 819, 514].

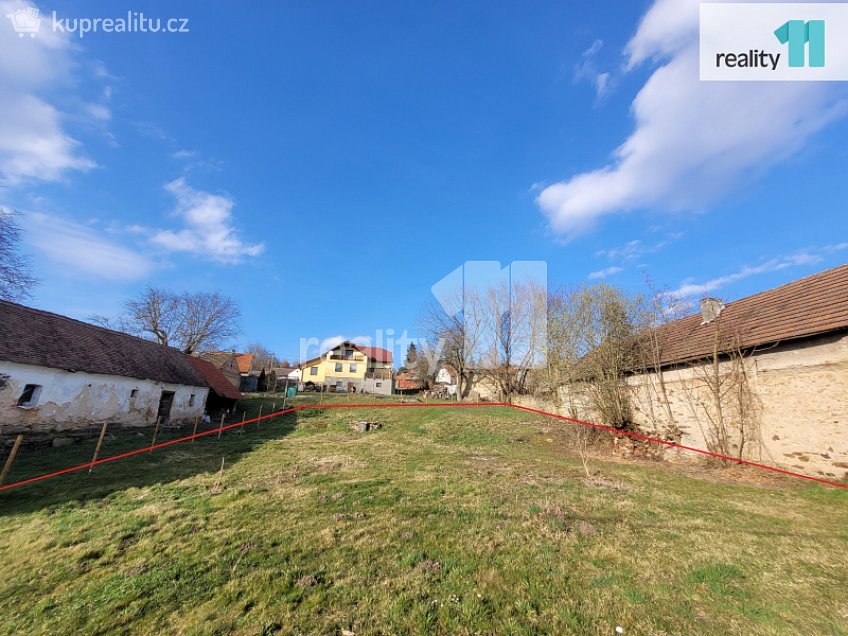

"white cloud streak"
[24, 212, 153, 281]
[671, 248, 847, 299]
[150, 178, 264, 264]
[538, 0, 848, 238]
[573, 39, 610, 99]
[588, 265, 623, 280]
[596, 235, 681, 262]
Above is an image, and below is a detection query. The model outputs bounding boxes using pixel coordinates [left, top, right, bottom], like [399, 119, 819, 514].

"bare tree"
[420, 288, 484, 401]
[542, 286, 583, 416]
[630, 277, 689, 440]
[177, 291, 241, 354]
[477, 279, 547, 402]
[674, 319, 763, 459]
[0, 208, 37, 302]
[543, 283, 642, 428]
[247, 342, 278, 370]
[92, 287, 241, 354]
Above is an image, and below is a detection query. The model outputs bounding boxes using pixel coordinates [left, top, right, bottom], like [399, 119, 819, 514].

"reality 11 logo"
[774, 20, 825, 67]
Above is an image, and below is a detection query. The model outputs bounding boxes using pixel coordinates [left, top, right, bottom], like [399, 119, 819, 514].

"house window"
[310, 367, 318, 376]
[335, 362, 343, 372]
[349, 363, 358, 373]
[17, 384, 42, 408]
[189, 394, 196, 406]
[376, 382, 382, 388]
[130, 389, 139, 398]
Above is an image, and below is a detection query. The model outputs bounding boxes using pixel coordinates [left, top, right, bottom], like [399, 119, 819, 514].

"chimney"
[699, 297, 725, 324]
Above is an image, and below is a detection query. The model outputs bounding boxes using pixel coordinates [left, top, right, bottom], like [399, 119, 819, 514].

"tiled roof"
[396, 371, 420, 389]
[646, 264, 848, 367]
[188, 356, 243, 400]
[0, 301, 207, 386]
[300, 342, 394, 366]
[355, 346, 393, 363]
[199, 351, 237, 369]
[235, 353, 254, 374]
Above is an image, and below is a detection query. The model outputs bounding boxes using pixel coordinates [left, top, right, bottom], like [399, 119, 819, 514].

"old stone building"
[0, 301, 212, 442]
[519, 264, 848, 480]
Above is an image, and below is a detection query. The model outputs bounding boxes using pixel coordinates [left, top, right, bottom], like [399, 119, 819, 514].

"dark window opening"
[189, 394, 196, 406]
[17, 384, 42, 407]
[130, 389, 139, 398]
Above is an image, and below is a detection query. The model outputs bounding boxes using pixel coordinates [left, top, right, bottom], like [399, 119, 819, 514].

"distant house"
[300, 341, 394, 395]
[270, 367, 300, 391]
[395, 371, 422, 393]
[198, 351, 242, 390]
[0, 301, 210, 443]
[201, 351, 258, 392]
[435, 364, 458, 396]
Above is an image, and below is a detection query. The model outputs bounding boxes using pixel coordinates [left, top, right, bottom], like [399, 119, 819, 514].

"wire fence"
[1, 400, 845, 495]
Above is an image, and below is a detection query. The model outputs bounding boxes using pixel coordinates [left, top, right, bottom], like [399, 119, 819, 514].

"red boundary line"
[508, 404, 847, 489]
[0, 401, 844, 493]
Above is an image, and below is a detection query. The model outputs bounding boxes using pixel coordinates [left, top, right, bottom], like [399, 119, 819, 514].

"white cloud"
[0, 0, 95, 184]
[574, 39, 611, 99]
[171, 149, 198, 159]
[538, 0, 848, 238]
[596, 236, 679, 262]
[672, 252, 825, 299]
[588, 265, 623, 280]
[23, 212, 153, 281]
[150, 178, 264, 264]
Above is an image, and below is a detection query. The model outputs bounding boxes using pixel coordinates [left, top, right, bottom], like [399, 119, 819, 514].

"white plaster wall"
[0, 361, 209, 433]
[361, 377, 393, 395]
[436, 368, 453, 384]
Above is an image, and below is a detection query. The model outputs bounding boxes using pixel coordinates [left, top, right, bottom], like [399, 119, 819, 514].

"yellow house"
[301, 341, 394, 394]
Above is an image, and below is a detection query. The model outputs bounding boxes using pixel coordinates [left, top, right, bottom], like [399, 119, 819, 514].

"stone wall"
[514, 332, 848, 480]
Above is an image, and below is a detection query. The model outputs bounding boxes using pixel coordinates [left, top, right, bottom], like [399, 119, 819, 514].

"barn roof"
[645, 264, 848, 367]
[187, 356, 243, 400]
[0, 301, 207, 387]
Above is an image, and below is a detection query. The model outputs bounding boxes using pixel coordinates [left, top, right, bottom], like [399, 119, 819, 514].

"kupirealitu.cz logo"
[701, 3, 848, 82]
[5, 7, 190, 39]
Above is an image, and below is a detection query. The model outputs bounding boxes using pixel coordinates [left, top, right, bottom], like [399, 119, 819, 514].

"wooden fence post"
[89, 423, 108, 473]
[149, 417, 161, 453]
[257, 405, 263, 431]
[218, 413, 225, 440]
[191, 414, 200, 442]
[0, 435, 23, 486]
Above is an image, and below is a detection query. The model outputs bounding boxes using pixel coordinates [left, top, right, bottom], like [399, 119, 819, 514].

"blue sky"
[2, 0, 847, 364]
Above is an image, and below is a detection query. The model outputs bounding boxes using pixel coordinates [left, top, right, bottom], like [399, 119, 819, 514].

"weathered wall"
[514, 333, 848, 480]
[361, 377, 393, 395]
[0, 361, 209, 436]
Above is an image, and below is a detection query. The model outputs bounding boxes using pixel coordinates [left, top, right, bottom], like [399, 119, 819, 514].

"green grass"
[0, 396, 846, 635]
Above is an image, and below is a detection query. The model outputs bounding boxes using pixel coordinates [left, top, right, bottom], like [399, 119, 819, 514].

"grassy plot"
[0, 397, 846, 635]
